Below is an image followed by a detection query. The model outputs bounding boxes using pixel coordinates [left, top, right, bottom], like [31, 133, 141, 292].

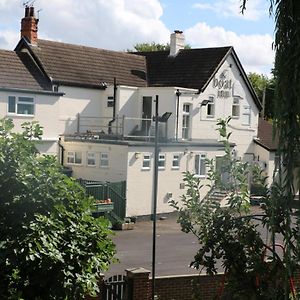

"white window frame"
[242, 105, 251, 126]
[107, 96, 114, 108]
[8, 96, 35, 116]
[206, 96, 215, 118]
[232, 97, 240, 118]
[158, 153, 166, 170]
[182, 104, 191, 140]
[67, 151, 82, 165]
[142, 153, 151, 170]
[194, 153, 207, 177]
[100, 152, 109, 168]
[87, 152, 96, 167]
[172, 153, 180, 169]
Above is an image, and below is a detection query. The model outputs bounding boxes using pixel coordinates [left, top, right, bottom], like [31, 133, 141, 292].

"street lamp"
[151, 95, 171, 300]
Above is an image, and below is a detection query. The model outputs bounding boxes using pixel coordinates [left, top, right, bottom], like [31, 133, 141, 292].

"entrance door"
[215, 156, 230, 188]
[142, 96, 152, 134]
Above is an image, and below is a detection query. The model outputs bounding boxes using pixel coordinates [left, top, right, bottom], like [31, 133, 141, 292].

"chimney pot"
[25, 6, 30, 17]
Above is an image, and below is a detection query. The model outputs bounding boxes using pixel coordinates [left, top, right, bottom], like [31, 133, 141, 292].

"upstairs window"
[100, 153, 109, 168]
[195, 153, 206, 177]
[107, 96, 114, 108]
[207, 96, 215, 118]
[182, 104, 191, 140]
[242, 106, 251, 126]
[232, 97, 240, 117]
[8, 96, 34, 115]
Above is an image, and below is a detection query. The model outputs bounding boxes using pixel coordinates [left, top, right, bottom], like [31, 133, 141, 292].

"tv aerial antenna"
[22, 0, 36, 7]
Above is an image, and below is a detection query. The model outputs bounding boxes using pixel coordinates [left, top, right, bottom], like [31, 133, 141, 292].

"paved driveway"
[105, 214, 200, 278]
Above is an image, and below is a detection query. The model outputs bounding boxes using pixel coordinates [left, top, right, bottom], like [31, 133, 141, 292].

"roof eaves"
[254, 139, 277, 152]
[0, 86, 65, 96]
[230, 48, 262, 110]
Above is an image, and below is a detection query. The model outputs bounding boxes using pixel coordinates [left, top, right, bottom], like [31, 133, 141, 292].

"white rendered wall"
[0, 90, 60, 154]
[61, 140, 128, 182]
[125, 145, 225, 217]
[254, 143, 276, 187]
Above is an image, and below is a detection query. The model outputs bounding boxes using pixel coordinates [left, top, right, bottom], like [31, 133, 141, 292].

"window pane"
[107, 96, 114, 107]
[8, 96, 16, 113]
[200, 156, 206, 176]
[158, 154, 165, 168]
[195, 154, 206, 176]
[67, 152, 75, 164]
[17, 103, 34, 115]
[172, 154, 179, 168]
[19, 97, 34, 103]
[87, 152, 96, 166]
[143, 155, 150, 169]
[75, 152, 82, 164]
[100, 153, 109, 167]
[232, 105, 239, 117]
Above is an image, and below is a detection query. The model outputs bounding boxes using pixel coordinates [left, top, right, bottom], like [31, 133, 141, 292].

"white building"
[0, 6, 262, 217]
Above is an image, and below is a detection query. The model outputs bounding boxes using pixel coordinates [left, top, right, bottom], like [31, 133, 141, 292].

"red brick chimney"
[20, 6, 39, 45]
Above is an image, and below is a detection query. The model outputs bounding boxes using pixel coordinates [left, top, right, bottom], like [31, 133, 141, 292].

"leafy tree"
[171, 118, 293, 299]
[248, 72, 275, 119]
[0, 119, 115, 299]
[128, 42, 191, 52]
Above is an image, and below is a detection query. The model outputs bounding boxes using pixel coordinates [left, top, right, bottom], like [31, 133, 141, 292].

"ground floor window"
[195, 153, 206, 177]
[142, 153, 151, 170]
[67, 151, 82, 165]
[172, 154, 180, 169]
[158, 153, 166, 169]
[100, 153, 109, 168]
[87, 152, 96, 166]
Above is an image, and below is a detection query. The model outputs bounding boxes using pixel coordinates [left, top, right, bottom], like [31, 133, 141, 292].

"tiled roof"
[255, 118, 278, 151]
[29, 39, 147, 88]
[0, 49, 51, 91]
[138, 47, 231, 89]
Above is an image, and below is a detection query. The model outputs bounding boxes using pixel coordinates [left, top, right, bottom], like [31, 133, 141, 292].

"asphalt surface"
[105, 206, 283, 279]
[105, 214, 200, 278]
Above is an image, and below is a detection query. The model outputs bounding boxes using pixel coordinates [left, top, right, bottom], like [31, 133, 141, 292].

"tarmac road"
[105, 206, 282, 278]
[105, 214, 200, 278]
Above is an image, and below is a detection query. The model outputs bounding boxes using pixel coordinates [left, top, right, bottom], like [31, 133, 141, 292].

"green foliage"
[170, 118, 295, 299]
[0, 119, 115, 299]
[247, 72, 275, 119]
[128, 42, 191, 52]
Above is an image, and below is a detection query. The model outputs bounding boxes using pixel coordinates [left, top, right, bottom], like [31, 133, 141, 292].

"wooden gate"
[102, 274, 127, 300]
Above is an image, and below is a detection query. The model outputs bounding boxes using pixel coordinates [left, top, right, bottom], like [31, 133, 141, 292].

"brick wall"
[154, 273, 224, 300]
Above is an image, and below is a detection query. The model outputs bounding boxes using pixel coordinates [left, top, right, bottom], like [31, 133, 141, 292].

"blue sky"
[161, 0, 274, 36]
[0, 0, 275, 75]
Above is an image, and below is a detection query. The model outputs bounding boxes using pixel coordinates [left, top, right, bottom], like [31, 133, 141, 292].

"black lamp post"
[151, 95, 159, 300]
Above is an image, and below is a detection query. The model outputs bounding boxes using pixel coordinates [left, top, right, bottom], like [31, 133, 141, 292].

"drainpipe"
[108, 77, 117, 134]
[175, 89, 181, 141]
[58, 137, 65, 166]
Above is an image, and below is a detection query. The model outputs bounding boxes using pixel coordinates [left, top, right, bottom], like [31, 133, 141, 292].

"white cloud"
[185, 22, 274, 74]
[0, 0, 170, 50]
[0, 0, 273, 74]
[193, 0, 268, 21]
[0, 29, 19, 49]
